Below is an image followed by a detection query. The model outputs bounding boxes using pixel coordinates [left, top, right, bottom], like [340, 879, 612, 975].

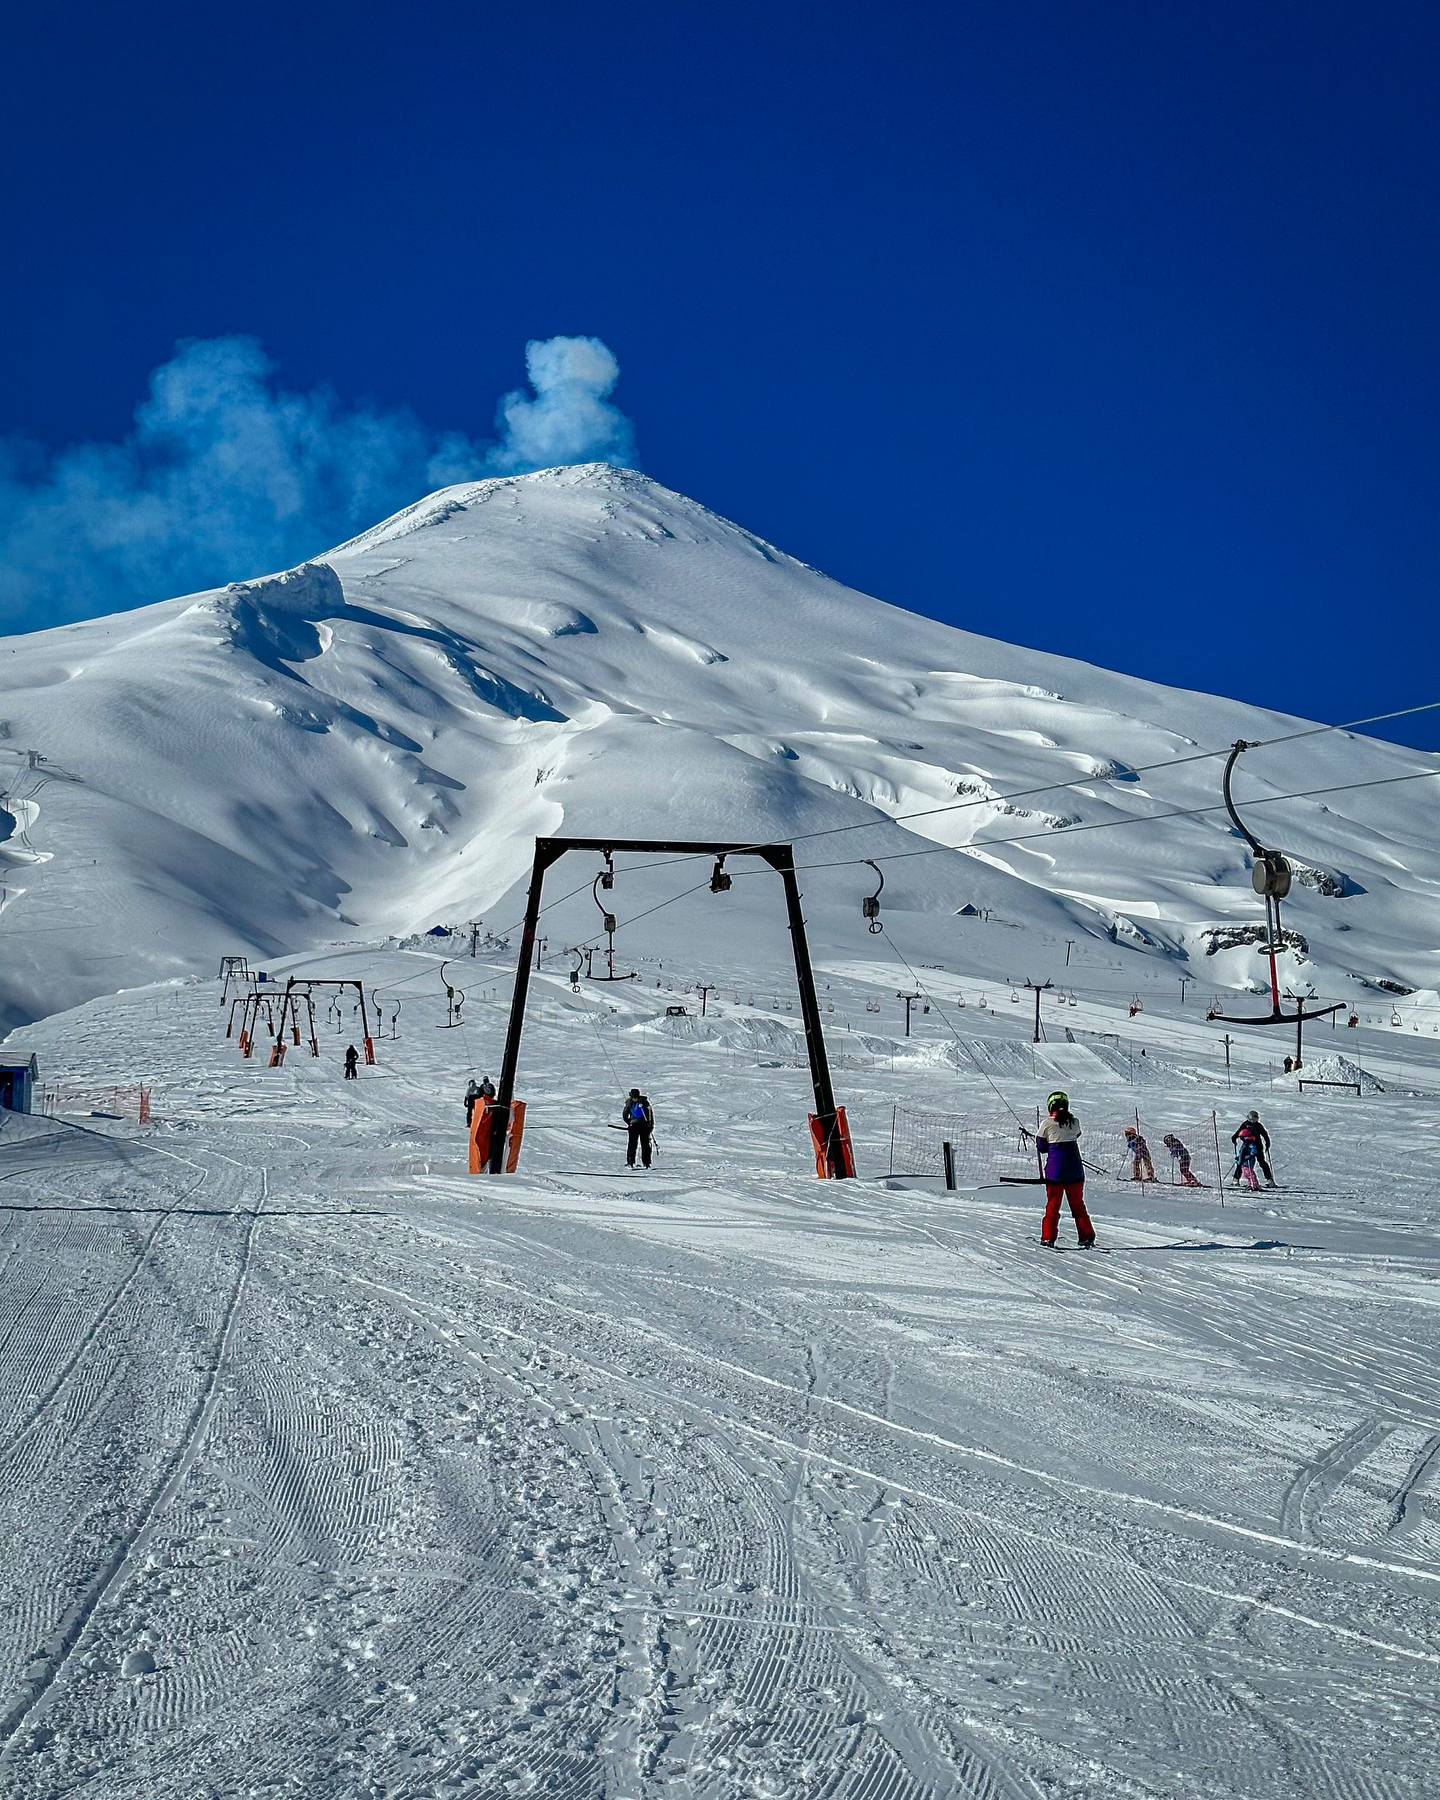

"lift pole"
[1024, 978, 1054, 1044]
[896, 991, 921, 1036]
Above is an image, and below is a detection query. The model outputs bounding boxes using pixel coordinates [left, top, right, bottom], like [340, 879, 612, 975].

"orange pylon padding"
[505, 1101, 527, 1173]
[364, 1036, 376, 1065]
[470, 1099, 526, 1174]
[269, 1038, 286, 1068]
[469, 1102, 491, 1173]
[809, 1106, 856, 1179]
[239, 1031, 252, 1058]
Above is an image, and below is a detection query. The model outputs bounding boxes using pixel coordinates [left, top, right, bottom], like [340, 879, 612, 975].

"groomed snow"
[1, 933, 1437, 1797]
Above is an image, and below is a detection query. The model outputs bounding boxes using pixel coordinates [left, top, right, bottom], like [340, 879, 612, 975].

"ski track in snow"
[0, 953, 1438, 1798]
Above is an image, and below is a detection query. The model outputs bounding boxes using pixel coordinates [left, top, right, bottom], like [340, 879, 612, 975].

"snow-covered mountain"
[1, 462, 1435, 1031]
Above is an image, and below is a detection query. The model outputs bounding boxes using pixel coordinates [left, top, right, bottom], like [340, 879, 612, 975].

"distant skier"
[465, 1075, 496, 1124]
[343, 1044, 359, 1080]
[1232, 1124, 1262, 1190]
[1035, 1090, 1095, 1249]
[623, 1088, 655, 1169]
[1161, 1132, 1203, 1187]
[1231, 1110, 1275, 1186]
[1123, 1126, 1156, 1182]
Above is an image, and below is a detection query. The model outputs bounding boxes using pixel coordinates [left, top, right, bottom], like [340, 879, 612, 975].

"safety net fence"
[889, 1106, 1232, 1191]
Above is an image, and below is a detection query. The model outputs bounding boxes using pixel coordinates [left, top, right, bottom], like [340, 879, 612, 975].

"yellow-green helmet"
[1046, 1090, 1069, 1113]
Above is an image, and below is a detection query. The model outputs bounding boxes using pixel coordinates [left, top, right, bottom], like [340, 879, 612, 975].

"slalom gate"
[41, 1084, 153, 1125]
[889, 1105, 1231, 1193]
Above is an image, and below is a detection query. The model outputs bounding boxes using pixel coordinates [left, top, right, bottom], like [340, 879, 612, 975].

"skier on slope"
[1123, 1126, 1156, 1182]
[1231, 1110, 1276, 1186]
[622, 1088, 655, 1169]
[465, 1075, 496, 1124]
[343, 1044, 359, 1080]
[1232, 1123, 1262, 1190]
[1035, 1091, 1095, 1249]
[1161, 1132, 1203, 1187]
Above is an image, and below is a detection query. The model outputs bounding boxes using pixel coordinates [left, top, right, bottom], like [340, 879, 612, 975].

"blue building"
[0, 1050, 38, 1114]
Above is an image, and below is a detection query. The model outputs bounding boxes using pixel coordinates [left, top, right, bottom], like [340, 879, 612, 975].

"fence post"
[942, 1140, 957, 1192]
[1211, 1109, 1225, 1206]
[889, 1105, 897, 1177]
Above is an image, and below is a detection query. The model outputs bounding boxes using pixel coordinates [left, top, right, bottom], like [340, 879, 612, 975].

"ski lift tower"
[489, 837, 854, 1177]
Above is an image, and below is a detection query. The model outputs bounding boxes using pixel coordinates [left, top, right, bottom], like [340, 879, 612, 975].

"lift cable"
[879, 927, 1032, 1135]
[528, 698, 1440, 890]
[700, 766, 1440, 881]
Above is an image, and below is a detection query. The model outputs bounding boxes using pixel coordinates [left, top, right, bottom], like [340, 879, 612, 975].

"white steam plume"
[0, 333, 637, 631]
[488, 336, 635, 473]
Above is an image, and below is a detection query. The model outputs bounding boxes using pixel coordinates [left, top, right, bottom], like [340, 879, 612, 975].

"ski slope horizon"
[1, 460, 1437, 1040]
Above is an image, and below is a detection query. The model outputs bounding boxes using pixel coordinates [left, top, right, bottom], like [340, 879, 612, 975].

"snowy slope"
[3, 952, 1439, 1797]
[1, 462, 1436, 1031]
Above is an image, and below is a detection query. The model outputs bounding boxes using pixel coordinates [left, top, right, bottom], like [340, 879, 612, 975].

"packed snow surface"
[1, 937, 1438, 1797]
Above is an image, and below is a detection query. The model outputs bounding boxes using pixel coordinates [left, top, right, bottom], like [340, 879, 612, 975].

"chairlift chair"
[861, 861, 885, 933]
[1219, 741, 1341, 1034]
[438, 961, 465, 1028]
[589, 855, 637, 982]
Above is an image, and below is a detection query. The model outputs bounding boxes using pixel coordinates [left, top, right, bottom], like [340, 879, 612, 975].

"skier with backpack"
[343, 1044, 359, 1080]
[464, 1075, 496, 1124]
[1161, 1132, 1203, 1187]
[622, 1088, 655, 1169]
[1034, 1091, 1096, 1249]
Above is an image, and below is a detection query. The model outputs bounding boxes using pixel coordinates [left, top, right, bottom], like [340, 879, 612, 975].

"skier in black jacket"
[465, 1075, 496, 1124]
[623, 1089, 655, 1168]
[1231, 1110, 1275, 1186]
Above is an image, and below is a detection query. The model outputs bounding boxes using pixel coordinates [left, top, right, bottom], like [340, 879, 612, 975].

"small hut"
[0, 1050, 38, 1114]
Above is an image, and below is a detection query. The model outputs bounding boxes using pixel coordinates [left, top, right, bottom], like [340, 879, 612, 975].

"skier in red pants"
[1035, 1090, 1095, 1249]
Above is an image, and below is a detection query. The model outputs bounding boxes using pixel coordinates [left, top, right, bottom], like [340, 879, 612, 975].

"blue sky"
[2, 1, 1435, 745]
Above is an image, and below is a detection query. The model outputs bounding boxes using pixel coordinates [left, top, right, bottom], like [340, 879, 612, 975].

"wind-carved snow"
[0, 460, 1436, 1031]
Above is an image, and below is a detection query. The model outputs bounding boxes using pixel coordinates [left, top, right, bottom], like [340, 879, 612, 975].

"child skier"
[1231, 1111, 1276, 1186]
[1232, 1124, 1262, 1189]
[1161, 1132, 1203, 1187]
[1035, 1091, 1095, 1249]
[1123, 1126, 1156, 1182]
